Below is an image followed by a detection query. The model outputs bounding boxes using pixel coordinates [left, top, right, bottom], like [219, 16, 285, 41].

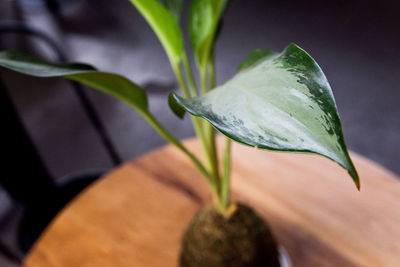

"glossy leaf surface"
[174, 44, 359, 188]
[129, 0, 184, 64]
[0, 51, 148, 112]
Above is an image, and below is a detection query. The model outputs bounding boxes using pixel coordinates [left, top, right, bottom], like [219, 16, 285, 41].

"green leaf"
[0, 50, 95, 76]
[68, 72, 148, 112]
[173, 43, 360, 189]
[0, 50, 148, 112]
[158, 0, 184, 21]
[168, 92, 185, 119]
[189, 0, 230, 67]
[189, 0, 213, 65]
[129, 0, 184, 65]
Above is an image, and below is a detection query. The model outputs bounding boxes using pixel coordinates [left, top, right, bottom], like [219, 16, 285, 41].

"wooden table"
[24, 137, 400, 267]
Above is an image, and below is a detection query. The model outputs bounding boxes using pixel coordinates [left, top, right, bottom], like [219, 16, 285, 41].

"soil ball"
[180, 203, 280, 267]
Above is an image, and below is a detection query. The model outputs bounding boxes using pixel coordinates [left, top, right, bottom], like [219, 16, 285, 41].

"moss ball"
[179, 203, 280, 267]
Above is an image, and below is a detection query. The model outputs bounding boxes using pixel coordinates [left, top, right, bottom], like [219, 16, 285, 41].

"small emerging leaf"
[189, 0, 230, 67]
[129, 0, 184, 64]
[168, 92, 186, 119]
[174, 43, 360, 188]
[189, 0, 213, 65]
[0, 51, 148, 112]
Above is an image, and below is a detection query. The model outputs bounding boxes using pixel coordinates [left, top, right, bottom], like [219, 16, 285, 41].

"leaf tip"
[354, 175, 361, 191]
[348, 166, 360, 191]
[356, 182, 361, 191]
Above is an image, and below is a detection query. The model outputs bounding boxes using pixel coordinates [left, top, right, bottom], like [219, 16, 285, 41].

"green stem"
[182, 55, 198, 98]
[199, 57, 222, 208]
[181, 59, 215, 178]
[207, 126, 220, 187]
[172, 63, 190, 99]
[172, 60, 219, 197]
[192, 116, 213, 174]
[205, 59, 220, 184]
[200, 65, 208, 95]
[140, 110, 218, 195]
[208, 53, 216, 91]
[221, 138, 232, 211]
[207, 55, 232, 212]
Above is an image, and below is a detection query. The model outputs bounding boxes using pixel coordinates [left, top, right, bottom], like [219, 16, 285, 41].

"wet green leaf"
[0, 50, 148, 112]
[173, 43, 359, 188]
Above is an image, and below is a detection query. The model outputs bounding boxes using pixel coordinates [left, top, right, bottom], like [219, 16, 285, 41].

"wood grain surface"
[24, 137, 400, 267]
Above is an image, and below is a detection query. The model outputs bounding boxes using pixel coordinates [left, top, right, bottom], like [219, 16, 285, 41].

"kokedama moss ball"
[179, 203, 280, 267]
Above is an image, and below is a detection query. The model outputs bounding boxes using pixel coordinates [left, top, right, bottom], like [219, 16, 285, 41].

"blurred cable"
[0, 240, 22, 264]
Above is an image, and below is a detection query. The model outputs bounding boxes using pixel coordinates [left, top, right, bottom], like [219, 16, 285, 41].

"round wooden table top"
[24, 137, 400, 267]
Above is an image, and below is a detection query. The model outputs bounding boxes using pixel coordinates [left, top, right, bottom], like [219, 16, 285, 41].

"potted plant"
[0, 0, 359, 266]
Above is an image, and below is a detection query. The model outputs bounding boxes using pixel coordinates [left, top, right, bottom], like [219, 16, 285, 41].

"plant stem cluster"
[126, 0, 232, 213]
[142, 50, 232, 214]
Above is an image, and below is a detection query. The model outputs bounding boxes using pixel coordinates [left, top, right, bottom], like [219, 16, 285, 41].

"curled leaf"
[168, 92, 186, 119]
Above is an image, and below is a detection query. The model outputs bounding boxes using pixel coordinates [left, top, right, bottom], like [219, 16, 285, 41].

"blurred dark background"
[0, 0, 399, 265]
